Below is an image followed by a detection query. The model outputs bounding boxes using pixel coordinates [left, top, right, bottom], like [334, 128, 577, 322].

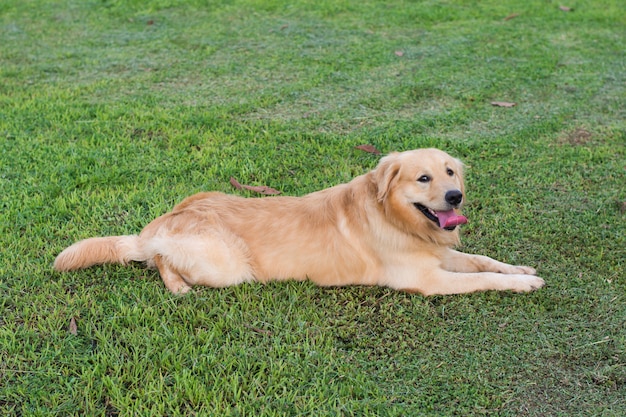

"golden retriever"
[54, 148, 545, 295]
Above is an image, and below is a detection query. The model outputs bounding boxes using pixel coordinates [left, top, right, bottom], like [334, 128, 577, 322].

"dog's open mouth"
[414, 203, 468, 231]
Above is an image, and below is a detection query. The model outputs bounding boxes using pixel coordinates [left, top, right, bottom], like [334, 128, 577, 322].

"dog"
[54, 148, 545, 295]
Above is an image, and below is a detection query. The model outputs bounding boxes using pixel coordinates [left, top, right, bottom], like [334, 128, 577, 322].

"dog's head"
[372, 148, 466, 245]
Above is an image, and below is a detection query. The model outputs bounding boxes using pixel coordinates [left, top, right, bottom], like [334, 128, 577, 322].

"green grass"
[1, 0, 625, 415]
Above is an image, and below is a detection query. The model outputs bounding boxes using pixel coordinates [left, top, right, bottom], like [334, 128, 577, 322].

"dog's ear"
[374, 153, 401, 202]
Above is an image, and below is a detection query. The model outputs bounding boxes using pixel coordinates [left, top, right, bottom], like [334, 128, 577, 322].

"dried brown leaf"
[245, 185, 281, 195]
[69, 317, 78, 335]
[355, 144, 381, 155]
[491, 101, 517, 108]
[504, 13, 520, 21]
[230, 176, 243, 190]
[230, 177, 281, 195]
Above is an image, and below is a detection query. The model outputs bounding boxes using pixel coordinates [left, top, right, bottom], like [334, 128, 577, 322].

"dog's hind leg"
[153, 254, 191, 294]
[146, 233, 255, 292]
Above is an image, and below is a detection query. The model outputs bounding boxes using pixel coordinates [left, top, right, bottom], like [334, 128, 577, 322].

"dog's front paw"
[513, 265, 537, 275]
[510, 275, 545, 292]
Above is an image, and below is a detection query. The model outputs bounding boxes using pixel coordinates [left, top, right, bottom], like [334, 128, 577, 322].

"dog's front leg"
[442, 249, 537, 275]
[384, 257, 545, 295]
[400, 269, 545, 296]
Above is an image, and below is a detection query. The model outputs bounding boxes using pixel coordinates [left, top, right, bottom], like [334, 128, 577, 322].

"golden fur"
[55, 148, 545, 295]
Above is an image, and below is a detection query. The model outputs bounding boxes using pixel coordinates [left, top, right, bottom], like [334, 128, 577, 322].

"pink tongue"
[436, 210, 468, 229]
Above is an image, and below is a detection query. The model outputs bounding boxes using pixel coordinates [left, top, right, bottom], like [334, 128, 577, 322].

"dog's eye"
[417, 175, 431, 183]
[447, 168, 454, 176]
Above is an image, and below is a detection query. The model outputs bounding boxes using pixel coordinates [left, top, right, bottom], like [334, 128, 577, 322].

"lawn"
[1, 0, 624, 415]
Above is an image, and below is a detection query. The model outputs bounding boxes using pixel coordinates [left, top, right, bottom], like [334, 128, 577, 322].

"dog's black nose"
[445, 190, 463, 206]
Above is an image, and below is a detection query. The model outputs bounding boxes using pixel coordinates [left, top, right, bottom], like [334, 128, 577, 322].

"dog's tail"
[54, 235, 145, 271]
